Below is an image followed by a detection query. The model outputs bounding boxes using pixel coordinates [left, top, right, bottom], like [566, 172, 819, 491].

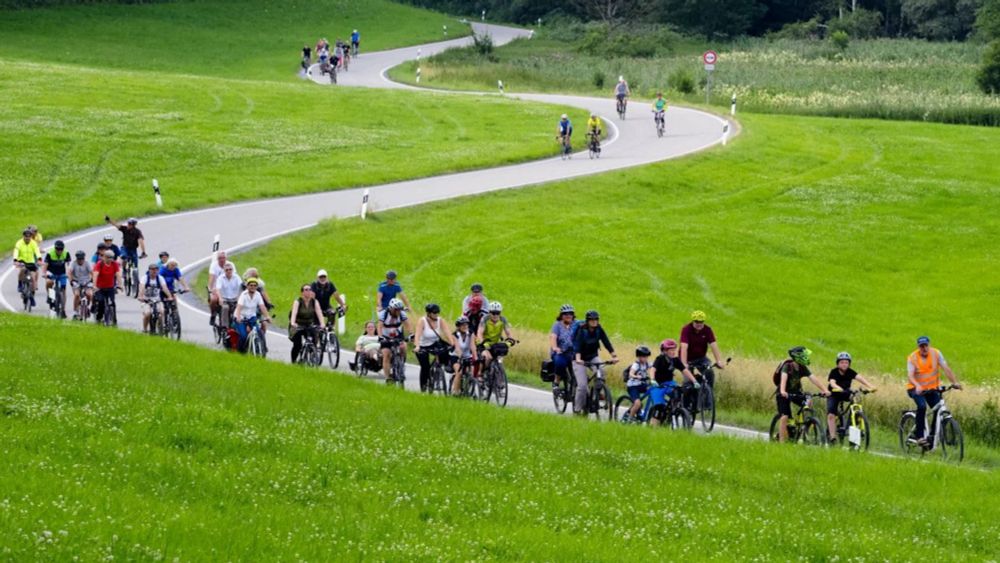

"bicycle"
[451, 357, 485, 400]
[382, 336, 408, 388]
[482, 339, 517, 407]
[769, 393, 823, 444]
[15, 263, 34, 312]
[587, 130, 601, 159]
[352, 43, 359, 57]
[96, 289, 118, 327]
[245, 318, 269, 358]
[424, 341, 452, 395]
[161, 291, 185, 340]
[319, 307, 344, 369]
[295, 326, 324, 367]
[146, 300, 162, 335]
[899, 385, 963, 462]
[567, 360, 616, 420]
[653, 110, 665, 137]
[687, 358, 730, 433]
[214, 298, 238, 348]
[616, 97, 627, 120]
[830, 389, 872, 450]
[122, 255, 140, 299]
[614, 381, 693, 430]
[73, 282, 93, 322]
[557, 134, 572, 160]
[47, 274, 68, 319]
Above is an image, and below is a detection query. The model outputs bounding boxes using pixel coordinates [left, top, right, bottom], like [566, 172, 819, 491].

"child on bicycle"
[826, 352, 877, 443]
[622, 346, 652, 422]
[450, 316, 478, 394]
[650, 339, 698, 426]
[774, 346, 829, 443]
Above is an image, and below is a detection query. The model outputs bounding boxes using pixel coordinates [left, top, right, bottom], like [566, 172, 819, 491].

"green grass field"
[388, 33, 1000, 125]
[1, 313, 996, 559]
[231, 112, 1000, 386]
[0, 0, 466, 81]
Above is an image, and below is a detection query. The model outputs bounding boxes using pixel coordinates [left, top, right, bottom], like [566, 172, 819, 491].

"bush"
[830, 30, 850, 52]
[976, 40, 1000, 94]
[472, 31, 494, 56]
[769, 17, 823, 40]
[828, 8, 884, 39]
[592, 71, 605, 89]
[669, 68, 695, 94]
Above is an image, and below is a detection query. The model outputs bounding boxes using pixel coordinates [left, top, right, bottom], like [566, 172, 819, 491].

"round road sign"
[703, 50, 718, 65]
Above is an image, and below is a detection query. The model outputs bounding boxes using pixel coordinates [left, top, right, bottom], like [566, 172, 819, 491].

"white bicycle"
[899, 385, 964, 462]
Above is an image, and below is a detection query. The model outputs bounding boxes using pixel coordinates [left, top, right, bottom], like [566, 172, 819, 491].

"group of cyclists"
[302, 30, 360, 80]
[556, 76, 671, 155]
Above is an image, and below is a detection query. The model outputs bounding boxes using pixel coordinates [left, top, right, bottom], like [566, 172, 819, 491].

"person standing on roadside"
[679, 310, 726, 389]
[376, 270, 411, 313]
[906, 336, 962, 445]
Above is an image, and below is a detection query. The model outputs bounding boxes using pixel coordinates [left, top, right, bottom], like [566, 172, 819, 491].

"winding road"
[2, 23, 739, 422]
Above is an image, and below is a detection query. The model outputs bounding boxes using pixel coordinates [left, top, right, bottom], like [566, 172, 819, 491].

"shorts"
[121, 247, 139, 264]
[380, 337, 402, 349]
[47, 273, 68, 288]
[21, 262, 38, 273]
[827, 392, 850, 415]
[776, 393, 805, 417]
[141, 301, 162, 316]
[627, 384, 648, 401]
[616, 93, 627, 101]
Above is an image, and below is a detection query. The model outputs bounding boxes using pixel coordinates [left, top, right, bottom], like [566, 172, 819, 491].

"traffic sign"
[703, 50, 718, 65]
[704, 63, 715, 71]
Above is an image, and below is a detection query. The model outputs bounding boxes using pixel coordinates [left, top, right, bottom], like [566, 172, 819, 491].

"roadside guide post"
[482, 10, 486, 21]
[152, 179, 162, 208]
[212, 234, 220, 253]
[360, 188, 370, 220]
[731, 93, 737, 116]
[498, 80, 504, 94]
[338, 295, 346, 335]
[703, 50, 717, 105]
[443, 25, 447, 38]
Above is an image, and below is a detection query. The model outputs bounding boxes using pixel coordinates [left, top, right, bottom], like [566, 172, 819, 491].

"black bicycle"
[482, 339, 516, 407]
[122, 255, 140, 299]
[769, 393, 823, 444]
[16, 263, 34, 312]
[686, 357, 730, 433]
[382, 336, 408, 387]
[654, 110, 665, 137]
[425, 342, 452, 395]
[295, 326, 325, 367]
[557, 134, 572, 160]
[451, 357, 485, 400]
[557, 360, 615, 419]
[73, 282, 92, 322]
[97, 290, 118, 327]
[319, 307, 344, 369]
[616, 97, 627, 120]
[614, 381, 693, 429]
[161, 291, 185, 340]
[587, 130, 601, 159]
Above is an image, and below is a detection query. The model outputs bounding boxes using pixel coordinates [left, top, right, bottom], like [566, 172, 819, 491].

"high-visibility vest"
[907, 348, 941, 390]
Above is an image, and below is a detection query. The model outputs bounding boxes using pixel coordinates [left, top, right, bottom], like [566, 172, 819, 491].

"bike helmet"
[560, 113, 568, 120]
[388, 298, 404, 310]
[385, 269, 397, 280]
[27, 225, 37, 233]
[585, 310, 600, 321]
[148, 263, 159, 271]
[788, 346, 812, 366]
[425, 302, 440, 314]
[691, 310, 707, 322]
[75, 250, 85, 259]
[97, 243, 106, 250]
[836, 351, 852, 363]
[456, 315, 469, 325]
[636, 346, 651, 357]
[22, 229, 31, 236]
[159, 251, 169, 258]
[127, 218, 138, 225]
[660, 338, 678, 351]
[245, 277, 260, 286]
[618, 76, 624, 82]
[54, 240, 64, 249]
[470, 283, 483, 292]
[468, 295, 484, 311]
[488, 301, 502, 313]
[103, 234, 114, 241]
[559, 304, 575, 315]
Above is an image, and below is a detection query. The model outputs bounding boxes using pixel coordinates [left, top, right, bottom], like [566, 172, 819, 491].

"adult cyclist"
[12, 229, 41, 306]
[377, 298, 413, 383]
[91, 249, 123, 324]
[233, 278, 271, 353]
[40, 240, 71, 317]
[586, 113, 602, 153]
[613, 76, 630, 115]
[311, 268, 346, 320]
[207, 251, 231, 326]
[105, 216, 147, 270]
[549, 304, 578, 396]
[557, 114, 573, 155]
[478, 301, 514, 373]
[139, 263, 173, 334]
[680, 310, 726, 389]
[69, 250, 93, 319]
[906, 336, 962, 445]
[351, 29, 360, 55]
[572, 310, 618, 415]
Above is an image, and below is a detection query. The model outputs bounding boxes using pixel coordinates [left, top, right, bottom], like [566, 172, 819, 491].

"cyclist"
[775, 346, 829, 443]
[12, 228, 41, 305]
[242, 268, 273, 310]
[613, 76, 630, 112]
[414, 303, 454, 392]
[622, 346, 653, 422]
[650, 339, 698, 426]
[69, 250, 94, 319]
[40, 240, 71, 316]
[158, 259, 189, 295]
[478, 301, 514, 373]
[906, 336, 962, 445]
[680, 310, 726, 389]
[155, 251, 170, 269]
[464, 294, 487, 336]
[351, 29, 360, 55]
[825, 351, 877, 443]
[350, 321, 382, 373]
[548, 304, 577, 395]
[450, 316, 479, 394]
[91, 249, 123, 324]
[586, 111, 602, 141]
[289, 284, 326, 363]
[207, 251, 231, 326]
[557, 114, 573, 153]
[653, 92, 667, 127]
[377, 270, 412, 313]
[233, 278, 271, 353]
[27, 224, 43, 246]
[93, 236, 120, 263]
[378, 298, 413, 383]
[140, 263, 173, 334]
[213, 262, 242, 329]
[311, 268, 346, 320]
[573, 310, 618, 414]
[461, 282, 488, 313]
[105, 216, 147, 269]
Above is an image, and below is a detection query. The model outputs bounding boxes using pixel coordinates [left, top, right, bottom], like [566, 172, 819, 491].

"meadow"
[388, 33, 1000, 125]
[1, 313, 997, 560]
[0, 0, 467, 81]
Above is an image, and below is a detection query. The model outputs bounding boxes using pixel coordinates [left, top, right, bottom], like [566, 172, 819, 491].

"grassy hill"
[1, 313, 996, 559]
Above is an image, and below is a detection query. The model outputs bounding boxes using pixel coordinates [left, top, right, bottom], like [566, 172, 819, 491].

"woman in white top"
[414, 302, 454, 392]
[242, 267, 273, 310]
[351, 321, 382, 373]
[450, 316, 478, 394]
[233, 277, 272, 353]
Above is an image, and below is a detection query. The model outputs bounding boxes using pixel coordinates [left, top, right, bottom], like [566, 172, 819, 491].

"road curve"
[1, 23, 738, 423]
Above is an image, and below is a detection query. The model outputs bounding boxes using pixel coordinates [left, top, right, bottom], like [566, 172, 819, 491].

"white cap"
[619, 75, 624, 82]
[317, 269, 328, 277]
[561, 113, 568, 119]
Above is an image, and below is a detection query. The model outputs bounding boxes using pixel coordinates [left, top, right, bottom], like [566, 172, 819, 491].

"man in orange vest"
[906, 336, 961, 444]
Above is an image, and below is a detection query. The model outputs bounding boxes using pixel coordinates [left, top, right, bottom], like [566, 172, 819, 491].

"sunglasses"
[302, 287, 313, 292]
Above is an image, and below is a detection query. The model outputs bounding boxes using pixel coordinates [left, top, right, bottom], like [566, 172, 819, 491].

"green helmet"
[789, 346, 812, 366]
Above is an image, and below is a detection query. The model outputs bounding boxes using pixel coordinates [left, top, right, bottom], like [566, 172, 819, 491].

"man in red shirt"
[92, 250, 123, 324]
[679, 310, 726, 388]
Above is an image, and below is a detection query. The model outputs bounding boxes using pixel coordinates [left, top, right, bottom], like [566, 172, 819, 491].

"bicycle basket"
[490, 342, 509, 357]
[540, 360, 555, 382]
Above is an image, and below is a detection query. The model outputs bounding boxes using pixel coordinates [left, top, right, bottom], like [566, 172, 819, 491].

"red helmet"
[468, 295, 484, 311]
[660, 339, 678, 351]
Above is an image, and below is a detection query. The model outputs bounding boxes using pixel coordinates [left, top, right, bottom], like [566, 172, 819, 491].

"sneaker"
[348, 361, 357, 372]
[621, 414, 631, 423]
[29, 296, 36, 307]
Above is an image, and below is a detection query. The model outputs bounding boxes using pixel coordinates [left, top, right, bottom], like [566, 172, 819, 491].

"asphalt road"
[2, 23, 742, 428]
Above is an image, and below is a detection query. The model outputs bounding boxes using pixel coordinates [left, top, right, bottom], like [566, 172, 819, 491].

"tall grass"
[2, 313, 998, 559]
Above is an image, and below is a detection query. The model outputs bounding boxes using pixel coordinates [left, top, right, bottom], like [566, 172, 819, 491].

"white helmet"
[619, 75, 624, 82]
[388, 298, 404, 310]
[561, 113, 568, 119]
[488, 301, 502, 313]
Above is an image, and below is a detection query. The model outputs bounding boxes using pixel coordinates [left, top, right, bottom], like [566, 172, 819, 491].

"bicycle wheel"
[170, 310, 182, 340]
[671, 407, 694, 430]
[592, 382, 613, 421]
[848, 411, 871, 451]
[898, 412, 923, 458]
[429, 365, 447, 395]
[326, 331, 341, 369]
[698, 385, 716, 433]
[489, 365, 508, 407]
[800, 418, 821, 445]
[768, 414, 782, 442]
[646, 404, 668, 427]
[392, 353, 406, 387]
[130, 268, 140, 299]
[249, 333, 264, 358]
[614, 396, 635, 423]
[553, 378, 571, 413]
[940, 416, 964, 462]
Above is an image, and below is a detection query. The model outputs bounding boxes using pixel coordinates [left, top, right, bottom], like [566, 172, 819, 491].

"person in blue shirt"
[557, 114, 573, 155]
[376, 269, 411, 313]
[92, 237, 120, 264]
[155, 251, 170, 269]
[351, 29, 360, 54]
[158, 259, 190, 294]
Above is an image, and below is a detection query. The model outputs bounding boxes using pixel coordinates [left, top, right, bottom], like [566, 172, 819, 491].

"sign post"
[702, 50, 718, 105]
[338, 295, 346, 335]
[360, 188, 370, 220]
[152, 179, 162, 208]
[212, 234, 220, 253]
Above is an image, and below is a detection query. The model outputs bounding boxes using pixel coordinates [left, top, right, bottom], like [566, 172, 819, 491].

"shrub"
[472, 31, 494, 56]
[976, 40, 1000, 94]
[593, 71, 605, 89]
[830, 30, 850, 52]
[669, 68, 695, 94]
[769, 17, 823, 40]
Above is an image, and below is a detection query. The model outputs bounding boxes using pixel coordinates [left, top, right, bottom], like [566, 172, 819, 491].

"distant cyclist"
[105, 216, 147, 268]
[212, 262, 242, 328]
[680, 310, 726, 389]
[461, 282, 488, 313]
[233, 278, 271, 353]
[12, 229, 41, 306]
[906, 336, 962, 446]
[464, 294, 487, 337]
[826, 352, 877, 443]
[40, 240, 71, 316]
[378, 298, 413, 383]
[572, 310, 618, 414]
[621, 346, 653, 422]
[557, 114, 573, 153]
[69, 250, 93, 319]
[377, 270, 411, 313]
[414, 303, 454, 392]
[91, 249, 123, 324]
[586, 113, 602, 137]
[774, 346, 829, 443]
[653, 92, 667, 126]
[207, 251, 231, 326]
[350, 321, 382, 373]
[450, 316, 479, 394]
[650, 339, 698, 426]
[158, 259, 190, 295]
[289, 284, 325, 363]
[155, 251, 170, 269]
[351, 29, 360, 55]
[311, 268, 346, 320]
[139, 263, 173, 334]
[93, 235, 120, 264]
[477, 301, 514, 372]
[613, 76, 630, 112]
[548, 304, 577, 395]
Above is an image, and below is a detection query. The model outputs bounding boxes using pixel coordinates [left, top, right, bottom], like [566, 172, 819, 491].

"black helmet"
[75, 250, 85, 258]
[470, 283, 483, 292]
[386, 269, 397, 280]
[425, 303, 441, 314]
[635, 346, 651, 357]
[54, 240, 64, 249]
[22, 229, 31, 236]
[585, 310, 600, 320]
[97, 243, 106, 249]
[456, 315, 469, 325]
[159, 251, 169, 258]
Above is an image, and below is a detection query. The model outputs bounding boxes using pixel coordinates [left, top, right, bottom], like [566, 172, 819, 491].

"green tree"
[901, 0, 982, 40]
[977, 0, 1000, 39]
[977, 40, 1000, 94]
[662, 0, 767, 38]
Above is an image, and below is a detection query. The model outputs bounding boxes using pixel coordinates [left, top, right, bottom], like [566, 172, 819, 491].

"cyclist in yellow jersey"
[478, 301, 514, 371]
[586, 114, 602, 136]
[12, 229, 42, 304]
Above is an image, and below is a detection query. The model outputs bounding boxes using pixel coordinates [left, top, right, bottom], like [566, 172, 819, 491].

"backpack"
[772, 360, 793, 387]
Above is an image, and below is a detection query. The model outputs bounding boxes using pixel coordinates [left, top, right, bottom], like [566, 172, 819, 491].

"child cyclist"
[650, 339, 698, 426]
[653, 92, 667, 123]
[451, 316, 479, 394]
[622, 346, 653, 422]
[826, 352, 877, 443]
